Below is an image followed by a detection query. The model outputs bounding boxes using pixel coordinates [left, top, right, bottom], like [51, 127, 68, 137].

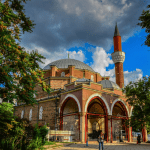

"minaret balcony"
[111, 51, 125, 63]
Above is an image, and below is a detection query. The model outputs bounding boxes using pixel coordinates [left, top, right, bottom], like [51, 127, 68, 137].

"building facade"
[14, 24, 147, 143]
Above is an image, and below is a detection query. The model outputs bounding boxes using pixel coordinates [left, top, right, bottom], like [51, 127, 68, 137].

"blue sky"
[2, 0, 150, 86]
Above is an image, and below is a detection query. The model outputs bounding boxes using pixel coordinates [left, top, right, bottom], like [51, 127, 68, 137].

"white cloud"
[91, 47, 113, 76]
[124, 69, 143, 86]
[23, 44, 85, 69]
[90, 46, 143, 86]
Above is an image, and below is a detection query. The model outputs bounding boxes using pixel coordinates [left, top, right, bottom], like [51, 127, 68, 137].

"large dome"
[43, 59, 95, 72]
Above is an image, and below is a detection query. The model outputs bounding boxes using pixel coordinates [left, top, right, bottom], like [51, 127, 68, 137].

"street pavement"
[52, 142, 150, 150]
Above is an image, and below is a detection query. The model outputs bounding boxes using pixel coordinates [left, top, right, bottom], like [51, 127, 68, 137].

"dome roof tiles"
[98, 80, 121, 90]
[43, 59, 95, 72]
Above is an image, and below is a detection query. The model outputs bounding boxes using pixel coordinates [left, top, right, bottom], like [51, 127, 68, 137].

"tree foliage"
[0, 0, 53, 106]
[123, 76, 150, 132]
[0, 102, 33, 149]
[0, 102, 49, 150]
[137, 4, 150, 47]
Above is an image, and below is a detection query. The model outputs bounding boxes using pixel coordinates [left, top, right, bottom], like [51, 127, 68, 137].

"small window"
[61, 72, 65, 77]
[39, 106, 43, 120]
[21, 110, 24, 119]
[91, 75, 94, 81]
[29, 109, 32, 121]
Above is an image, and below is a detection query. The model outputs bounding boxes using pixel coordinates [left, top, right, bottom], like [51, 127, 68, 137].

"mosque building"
[14, 24, 147, 143]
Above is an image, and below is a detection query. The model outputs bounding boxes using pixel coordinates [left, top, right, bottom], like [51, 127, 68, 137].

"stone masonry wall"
[14, 99, 59, 130]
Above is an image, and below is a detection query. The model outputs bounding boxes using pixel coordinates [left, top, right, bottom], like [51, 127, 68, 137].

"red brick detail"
[69, 65, 75, 76]
[51, 66, 58, 77]
[43, 70, 51, 78]
[74, 69, 84, 78]
[56, 69, 69, 77]
[115, 63, 124, 88]
[96, 73, 102, 82]
[113, 36, 122, 52]
[50, 79, 69, 89]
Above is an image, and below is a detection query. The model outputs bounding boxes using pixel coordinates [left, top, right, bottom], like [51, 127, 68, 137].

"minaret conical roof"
[114, 23, 120, 36]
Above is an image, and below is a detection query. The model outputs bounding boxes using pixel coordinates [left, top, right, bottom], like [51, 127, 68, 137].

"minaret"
[111, 23, 125, 88]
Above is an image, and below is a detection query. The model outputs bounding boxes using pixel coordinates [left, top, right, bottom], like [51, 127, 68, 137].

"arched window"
[39, 106, 43, 120]
[91, 75, 94, 81]
[21, 110, 24, 119]
[33, 93, 36, 98]
[29, 109, 32, 121]
[0, 98, 3, 103]
[61, 72, 65, 77]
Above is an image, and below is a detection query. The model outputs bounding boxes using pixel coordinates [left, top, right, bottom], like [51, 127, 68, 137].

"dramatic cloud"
[24, 45, 85, 69]
[91, 47, 143, 86]
[19, 0, 148, 53]
[91, 47, 113, 76]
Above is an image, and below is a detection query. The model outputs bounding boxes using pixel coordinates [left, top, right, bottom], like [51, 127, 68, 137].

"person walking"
[97, 132, 104, 150]
[137, 134, 141, 144]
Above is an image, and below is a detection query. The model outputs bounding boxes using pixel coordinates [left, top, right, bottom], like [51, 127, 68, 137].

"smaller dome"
[98, 80, 121, 90]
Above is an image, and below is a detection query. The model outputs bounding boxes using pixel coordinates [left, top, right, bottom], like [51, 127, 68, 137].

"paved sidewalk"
[52, 142, 150, 150]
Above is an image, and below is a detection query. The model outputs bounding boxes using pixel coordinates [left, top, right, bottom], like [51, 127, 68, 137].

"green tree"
[0, 102, 34, 150]
[123, 76, 150, 132]
[137, 4, 150, 47]
[0, 0, 53, 106]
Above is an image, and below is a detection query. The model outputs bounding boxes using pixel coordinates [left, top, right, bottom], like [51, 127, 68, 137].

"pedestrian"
[97, 132, 104, 150]
[137, 134, 141, 144]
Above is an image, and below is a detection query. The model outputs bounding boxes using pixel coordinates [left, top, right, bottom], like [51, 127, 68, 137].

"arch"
[84, 93, 111, 115]
[130, 106, 134, 117]
[39, 106, 43, 120]
[110, 98, 129, 117]
[59, 94, 81, 112]
[29, 109, 32, 121]
[21, 110, 24, 119]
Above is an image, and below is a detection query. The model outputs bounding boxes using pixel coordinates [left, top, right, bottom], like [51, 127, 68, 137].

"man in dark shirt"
[97, 132, 104, 150]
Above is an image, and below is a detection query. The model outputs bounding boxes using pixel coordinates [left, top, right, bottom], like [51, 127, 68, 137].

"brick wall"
[14, 99, 59, 130]
[50, 79, 69, 89]
[44, 70, 51, 78]
[56, 69, 69, 77]
[34, 79, 49, 99]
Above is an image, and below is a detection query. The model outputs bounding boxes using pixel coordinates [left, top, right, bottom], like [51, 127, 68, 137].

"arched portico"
[59, 94, 81, 113]
[59, 94, 81, 141]
[85, 93, 111, 115]
[84, 93, 110, 143]
[110, 98, 130, 143]
[110, 99, 129, 117]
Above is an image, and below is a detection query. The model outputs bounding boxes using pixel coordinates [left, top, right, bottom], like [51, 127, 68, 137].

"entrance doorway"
[85, 97, 108, 142]
[112, 101, 128, 142]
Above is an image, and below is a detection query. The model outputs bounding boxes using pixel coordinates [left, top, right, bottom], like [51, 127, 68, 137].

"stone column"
[80, 112, 85, 143]
[128, 127, 132, 142]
